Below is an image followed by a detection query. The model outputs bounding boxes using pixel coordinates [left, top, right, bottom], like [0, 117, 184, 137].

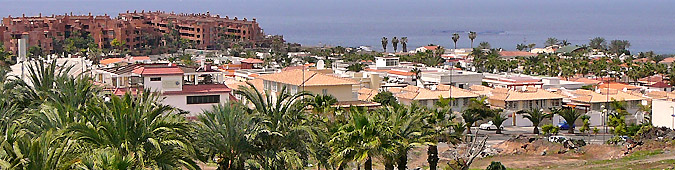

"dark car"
[557, 122, 575, 130]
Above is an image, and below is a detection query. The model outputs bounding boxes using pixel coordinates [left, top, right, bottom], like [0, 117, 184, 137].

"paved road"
[468, 126, 616, 146]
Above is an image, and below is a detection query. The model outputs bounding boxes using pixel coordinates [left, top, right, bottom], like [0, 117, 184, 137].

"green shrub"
[485, 161, 506, 170]
[551, 126, 560, 135]
[541, 124, 555, 136]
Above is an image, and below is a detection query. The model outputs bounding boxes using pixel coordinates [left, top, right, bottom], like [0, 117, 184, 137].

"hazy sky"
[2, 0, 674, 53]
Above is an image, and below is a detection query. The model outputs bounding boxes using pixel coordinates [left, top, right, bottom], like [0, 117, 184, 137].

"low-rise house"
[388, 85, 479, 112]
[565, 89, 645, 126]
[487, 87, 565, 126]
[256, 69, 359, 102]
[420, 70, 483, 89]
[652, 99, 675, 129]
[96, 64, 232, 118]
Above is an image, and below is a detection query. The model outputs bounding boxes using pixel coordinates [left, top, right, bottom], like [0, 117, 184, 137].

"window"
[150, 77, 161, 81]
[186, 95, 220, 104]
[322, 89, 328, 95]
[271, 82, 277, 92]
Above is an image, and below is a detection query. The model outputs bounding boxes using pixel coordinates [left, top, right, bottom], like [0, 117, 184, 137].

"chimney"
[70, 12, 73, 16]
[22, 13, 25, 17]
[39, 13, 42, 17]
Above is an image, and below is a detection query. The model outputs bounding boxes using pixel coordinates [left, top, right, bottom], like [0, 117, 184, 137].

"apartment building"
[388, 85, 479, 112]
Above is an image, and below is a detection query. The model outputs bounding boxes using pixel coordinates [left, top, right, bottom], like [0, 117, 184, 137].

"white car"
[548, 136, 568, 143]
[479, 121, 504, 131]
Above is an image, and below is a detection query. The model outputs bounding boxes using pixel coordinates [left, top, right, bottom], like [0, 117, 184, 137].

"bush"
[551, 126, 560, 135]
[606, 136, 625, 145]
[485, 161, 506, 170]
[541, 124, 555, 136]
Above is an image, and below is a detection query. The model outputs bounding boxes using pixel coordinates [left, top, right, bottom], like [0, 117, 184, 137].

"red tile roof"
[132, 67, 184, 75]
[100, 58, 125, 65]
[660, 57, 675, 64]
[241, 58, 264, 64]
[163, 84, 232, 95]
[498, 51, 536, 57]
[649, 81, 672, 88]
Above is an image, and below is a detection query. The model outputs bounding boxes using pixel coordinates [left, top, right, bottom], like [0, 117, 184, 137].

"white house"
[652, 99, 675, 129]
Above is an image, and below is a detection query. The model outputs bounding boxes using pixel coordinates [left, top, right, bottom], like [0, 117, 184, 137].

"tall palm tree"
[468, 31, 477, 48]
[488, 109, 507, 134]
[330, 106, 383, 170]
[381, 37, 388, 53]
[461, 97, 489, 134]
[552, 108, 583, 134]
[392, 37, 399, 52]
[235, 82, 313, 169]
[545, 37, 559, 47]
[517, 108, 553, 134]
[194, 104, 256, 170]
[423, 106, 456, 170]
[307, 94, 338, 115]
[69, 90, 199, 169]
[379, 104, 427, 170]
[400, 37, 408, 52]
[410, 67, 422, 85]
[452, 33, 460, 49]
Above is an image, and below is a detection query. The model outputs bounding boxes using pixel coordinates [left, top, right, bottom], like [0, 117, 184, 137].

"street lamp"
[601, 105, 606, 141]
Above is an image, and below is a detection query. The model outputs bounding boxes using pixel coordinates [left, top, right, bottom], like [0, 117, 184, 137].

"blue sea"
[2, 0, 674, 53]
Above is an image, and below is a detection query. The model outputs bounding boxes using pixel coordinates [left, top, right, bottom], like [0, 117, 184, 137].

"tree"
[27, 46, 44, 59]
[110, 38, 126, 53]
[552, 108, 583, 134]
[400, 37, 408, 52]
[392, 37, 399, 52]
[452, 33, 460, 49]
[423, 106, 456, 170]
[488, 109, 507, 134]
[516, 43, 527, 51]
[330, 107, 383, 170]
[372, 91, 398, 106]
[411, 67, 422, 85]
[381, 37, 388, 52]
[545, 37, 559, 47]
[517, 108, 553, 134]
[0, 43, 14, 66]
[234, 82, 313, 169]
[609, 40, 631, 55]
[589, 37, 607, 51]
[486, 161, 507, 170]
[69, 90, 199, 169]
[478, 42, 491, 49]
[346, 63, 365, 72]
[468, 32, 477, 48]
[194, 104, 255, 170]
[307, 94, 338, 114]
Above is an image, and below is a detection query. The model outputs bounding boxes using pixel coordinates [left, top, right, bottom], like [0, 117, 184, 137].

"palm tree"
[410, 67, 422, 85]
[478, 42, 491, 49]
[452, 33, 460, 49]
[552, 108, 583, 134]
[330, 106, 382, 170]
[545, 37, 559, 47]
[517, 108, 553, 134]
[468, 32, 477, 48]
[589, 37, 607, 51]
[423, 106, 455, 170]
[381, 37, 388, 52]
[235, 82, 313, 169]
[194, 104, 256, 170]
[401, 37, 408, 52]
[488, 109, 507, 134]
[307, 94, 338, 115]
[69, 90, 199, 169]
[392, 37, 399, 52]
[461, 97, 489, 134]
[516, 43, 527, 51]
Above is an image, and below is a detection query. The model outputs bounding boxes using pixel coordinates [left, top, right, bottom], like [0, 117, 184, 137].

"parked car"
[548, 136, 568, 143]
[557, 122, 575, 130]
[479, 121, 504, 131]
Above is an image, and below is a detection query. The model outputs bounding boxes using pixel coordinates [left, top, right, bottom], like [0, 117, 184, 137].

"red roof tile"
[241, 58, 264, 64]
[132, 67, 184, 75]
[499, 51, 536, 57]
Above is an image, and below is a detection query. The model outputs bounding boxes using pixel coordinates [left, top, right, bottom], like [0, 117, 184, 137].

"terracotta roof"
[569, 77, 602, 85]
[597, 82, 641, 91]
[489, 87, 564, 101]
[638, 74, 665, 83]
[570, 89, 644, 103]
[129, 56, 150, 62]
[646, 91, 675, 100]
[247, 79, 264, 91]
[100, 58, 125, 65]
[387, 70, 415, 76]
[660, 57, 675, 64]
[163, 84, 231, 95]
[499, 51, 536, 57]
[422, 46, 439, 50]
[469, 85, 493, 96]
[112, 88, 140, 96]
[633, 58, 655, 63]
[649, 81, 672, 88]
[256, 70, 357, 86]
[241, 58, 264, 64]
[357, 88, 378, 101]
[132, 67, 184, 75]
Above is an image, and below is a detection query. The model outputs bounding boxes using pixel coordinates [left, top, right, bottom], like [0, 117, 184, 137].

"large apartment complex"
[0, 11, 264, 53]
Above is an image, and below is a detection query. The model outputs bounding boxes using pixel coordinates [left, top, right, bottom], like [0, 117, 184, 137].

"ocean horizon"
[2, 0, 674, 54]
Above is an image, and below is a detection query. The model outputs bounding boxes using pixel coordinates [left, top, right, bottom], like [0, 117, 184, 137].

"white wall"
[144, 75, 183, 92]
[653, 100, 675, 129]
[162, 93, 230, 117]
